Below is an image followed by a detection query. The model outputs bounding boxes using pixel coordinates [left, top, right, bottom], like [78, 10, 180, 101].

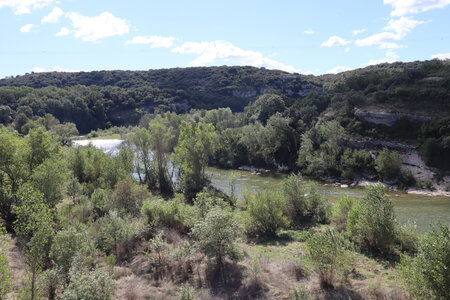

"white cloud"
[365, 49, 400, 66]
[384, 0, 450, 16]
[384, 16, 424, 35]
[32, 65, 81, 73]
[65, 11, 130, 42]
[355, 16, 423, 49]
[326, 66, 352, 74]
[41, 6, 62, 23]
[303, 29, 314, 35]
[56, 26, 70, 36]
[0, 0, 53, 14]
[20, 23, 35, 32]
[321, 35, 351, 47]
[171, 40, 298, 73]
[431, 53, 450, 60]
[126, 35, 175, 48]
[352, 28, 366, 35]
[345, 47, 350, 53]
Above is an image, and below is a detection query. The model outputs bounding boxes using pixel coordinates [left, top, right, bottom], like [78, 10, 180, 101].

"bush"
[305, 229, 353, 288]
[191, 206, 241, 264]
[244, 191, 289, 237]
[111, 178, 149, 216]
[282, 174, 308, 223]
[347, 184, 397, 252]
[177, 283, 195, 300]
[396, 222, 419, 254]
[398, 223, 450, 299]
[332, 195, 357, 231]
[398, 169, 415, 190]
[375, 148, 402, 180]
[141, 197, 194, 233]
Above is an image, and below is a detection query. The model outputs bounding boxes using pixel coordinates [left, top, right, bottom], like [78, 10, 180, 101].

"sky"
[1, 0, 450, 78]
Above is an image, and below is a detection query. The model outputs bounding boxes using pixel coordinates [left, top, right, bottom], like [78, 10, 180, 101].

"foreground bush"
[244, 190, 288, 237]
[347, 184, 397, 252]
[305, 229, 353, 288]
[191, 206, 241, 265]
[398, 223, 449, 299]
[332, 195, 357, 231]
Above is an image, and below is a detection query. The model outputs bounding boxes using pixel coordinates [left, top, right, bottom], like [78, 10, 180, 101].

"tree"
[398, 223, 450, 299]
[15, 185, 54, 300]
[244, 191, 288, 237]
[31, 155, 67, 208]
[129, 127, 153, 186]
[25, 127, 59, 173]
[375, 148, 402, 180]
[245, 93, 287, 125]
[174, 121, 218, 200]
[111, 178, 149, 216]
[52, 123, 79, 146]
[191, 206, 241, 266]
[148, 116, 175, 196]
[305, 229, 352, 288]
[347, 184, 397, 252]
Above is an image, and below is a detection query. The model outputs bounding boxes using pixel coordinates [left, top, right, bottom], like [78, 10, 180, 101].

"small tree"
[245, 191, 288, 237]
[375, 148, 402, 180]
[398, 223, 450, 299]
[191, 206, 241, 266]
[347, 184, 397, 252]
[305, 229, 352, 288]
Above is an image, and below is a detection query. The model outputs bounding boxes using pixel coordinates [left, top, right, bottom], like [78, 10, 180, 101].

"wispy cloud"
[431, 53, 450, 60]
[0, 0, 54, 15]
[352, 28, 366, 35]
[41, 6, 63, 23]
[126, 36, 175, 48]
[65, 12, 130, 42]
[355, 16, 423, 49]
[303, 29, 314, 35]
[321, 35, 351, 47]
[171, 40, 298, 73]
[20, 23, 35, 32]
[384, 0, 450, 16]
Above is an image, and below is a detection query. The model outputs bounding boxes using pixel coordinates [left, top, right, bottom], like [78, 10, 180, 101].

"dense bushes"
[399, 223, 450, 299]
[375, 148, 402, 180]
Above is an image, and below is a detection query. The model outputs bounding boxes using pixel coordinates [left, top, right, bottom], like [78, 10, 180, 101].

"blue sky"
[1, 0, 449, 78]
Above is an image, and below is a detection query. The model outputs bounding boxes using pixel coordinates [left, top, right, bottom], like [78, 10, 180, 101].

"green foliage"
[174, 120, 218, 200]
[0, 225, 12, 298]
[245, 93, 287, 125]
[50, 228, 88, 281]
[93, 212, 146, 258]
[305, 229, 353, 288]
[193, 187, 231, 218]
[111, 178, 149, 216]
[375, 148, 402, 180]
[191, 206, 241, 264]
[347, 184, 397, 252]
[25, 127, 60, 172]
[177, 283, 195, 300]
[51, 122, 79, 146]
[341, 149, 374, 179]
[244, 190, 288, 237]
[396, 222, 419, 254]
[31, 155, 67, 207]
[332, 195, 357, 231]
[398, 223, 450, 299]
[60, 255, 116, 300]
[398, 169, 415, 190]
[141, 197, 193, 233]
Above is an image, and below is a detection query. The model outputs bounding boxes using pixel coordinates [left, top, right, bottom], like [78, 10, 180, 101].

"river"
[73, 139, 450, 233]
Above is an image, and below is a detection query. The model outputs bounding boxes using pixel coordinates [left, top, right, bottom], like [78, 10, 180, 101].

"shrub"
[347, 184, 397, 252]
[396, 222, 419, 254]
[332, 195, 357, 231]
[177, 283, 195, 300]
[305, 229, 353, 288]
[282, 174, 308, 223]
[193, 187, 231, 218]
[141, 197, 194, 233]
[111, 178, 149, 216]
[244, 191, 288, 237]
[290, 285, 309, 300]
[191, 206, 241, 265]
[398, 223, 450, 299]
[375, 148, 402, 180]
[398, 169, 415, 190]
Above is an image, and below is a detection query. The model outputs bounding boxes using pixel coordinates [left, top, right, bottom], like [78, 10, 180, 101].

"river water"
[74, 139, 450, 233]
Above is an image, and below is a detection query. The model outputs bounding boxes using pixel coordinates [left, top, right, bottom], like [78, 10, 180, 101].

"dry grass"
[3, 234, 28, 299]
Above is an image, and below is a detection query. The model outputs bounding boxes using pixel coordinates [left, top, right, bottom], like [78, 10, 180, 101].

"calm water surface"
[73, 139, 450, 233]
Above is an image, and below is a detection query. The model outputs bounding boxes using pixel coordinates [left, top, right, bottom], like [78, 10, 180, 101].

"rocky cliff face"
[354, 108, 434, 126]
